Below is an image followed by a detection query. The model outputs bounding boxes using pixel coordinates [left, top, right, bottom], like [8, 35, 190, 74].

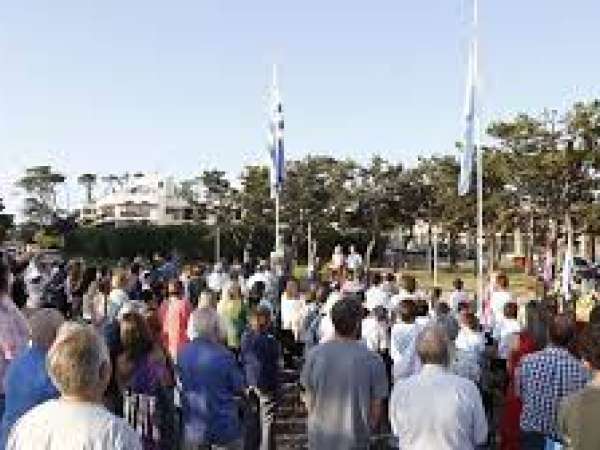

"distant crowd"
[0, 246, 599, 450]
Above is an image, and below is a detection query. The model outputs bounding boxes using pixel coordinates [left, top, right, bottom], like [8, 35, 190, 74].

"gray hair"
[416, 325, 450, 366]
[47, 322, 110, 396]
[29, 308, 64, 349]
[187, 307, 225, 342]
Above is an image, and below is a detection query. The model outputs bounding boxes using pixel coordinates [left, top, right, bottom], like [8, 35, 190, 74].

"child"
[240, 307, 281, 450]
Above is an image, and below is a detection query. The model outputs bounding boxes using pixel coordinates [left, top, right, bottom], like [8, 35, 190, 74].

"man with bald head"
[389, 325, 488, 450]
[0, 308, 64, 448]
[518, 313, 590, 449]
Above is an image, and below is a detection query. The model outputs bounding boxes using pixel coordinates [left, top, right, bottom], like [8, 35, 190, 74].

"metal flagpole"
[433, 228, 439, 287]
[275, 190, 281, 253]
[472, 0, 484, 317]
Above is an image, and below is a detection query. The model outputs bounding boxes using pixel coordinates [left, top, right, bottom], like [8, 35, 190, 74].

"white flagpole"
[472, 0, 484, 317]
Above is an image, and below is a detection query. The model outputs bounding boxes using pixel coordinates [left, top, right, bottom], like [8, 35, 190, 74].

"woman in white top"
[453, 311, 485, 383]
[107, 271, 129, 321]
[493, 302, 522, 360]
[280, 279, 305, 340]
[390, 299, 422, 381]
[489, 273, 512, 329]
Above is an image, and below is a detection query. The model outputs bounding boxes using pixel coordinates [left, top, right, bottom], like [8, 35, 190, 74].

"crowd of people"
[0, 246, 599, 449]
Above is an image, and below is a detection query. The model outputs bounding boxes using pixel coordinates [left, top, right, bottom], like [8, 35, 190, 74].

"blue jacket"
[240, 329, 280, 393]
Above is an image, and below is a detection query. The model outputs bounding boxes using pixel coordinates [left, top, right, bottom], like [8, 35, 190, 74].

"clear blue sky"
[1, 0, 599, 215]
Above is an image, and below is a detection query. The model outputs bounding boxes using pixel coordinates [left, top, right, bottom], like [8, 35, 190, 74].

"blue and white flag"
[458, 1, 479, 196]
[268, 65, 285, 198]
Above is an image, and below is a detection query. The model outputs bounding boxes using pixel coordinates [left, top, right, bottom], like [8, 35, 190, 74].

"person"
[160, 279, 192, 361]
[499, 329, 538, 450]
[390, 299, 422, 381]
[330, 245, 345, 272]
[301, 298, 388, 450]
[490, 273, 513, 329]
[494, 302, 522, 361]
[7, 323, 142, 449]
[518, 314, 590, 449]
[362, 305, 390, 355]
[66, 260, 84, 318]
[279, 279, 304, 338]
[346, 245, 363, 272]
[217, 281, 248, 352]
[365, 273, 390, 312]
[107, 270, 130, 321]
[390, 275, 419, 311]
[0, 260, 29, 419]
[414, 299, 431, 327]
[558, 324, 600, 449]
[279, 279, 304, 367]
[178, 307, 245, 449]
[80, 266, 98, 323]
[126, 263, 143, 301]
[448, 278, 470, 312]
[0, 308, 64, 449]
[207, 263, 227, 294]
[390, 325, 488, 450]
[240, 307, 281, 450]
[117, 311, 174, 450]
[434, 301, 459, 341]
[452, 311, 485, 384]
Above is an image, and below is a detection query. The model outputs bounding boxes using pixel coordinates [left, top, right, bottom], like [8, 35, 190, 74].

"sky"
[1, 0, 599, 216]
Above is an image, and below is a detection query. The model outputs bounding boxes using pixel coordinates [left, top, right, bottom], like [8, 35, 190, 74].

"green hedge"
[64, 225, 213, 260]
[64, 224, 388, 264]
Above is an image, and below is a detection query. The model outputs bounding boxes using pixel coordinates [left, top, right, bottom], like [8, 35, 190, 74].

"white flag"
[458, 0, 478, 196]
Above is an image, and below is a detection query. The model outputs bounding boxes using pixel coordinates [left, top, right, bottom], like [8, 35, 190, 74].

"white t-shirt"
[493, 318, 521, 360]
[346, 252, 363, 271]
[280, 295, 305, 333]
[448, 290, 470, 312]
[390, 322, 422, 380]
[361, 316, 390, 353]
[365, 286, 390, 312]
[7, 399, 142, 450]
[490, 290, 512, 328]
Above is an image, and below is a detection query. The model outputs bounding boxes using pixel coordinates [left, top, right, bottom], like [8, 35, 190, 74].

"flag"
[458, 0, 478, 196]
[268, 65, 285, 198]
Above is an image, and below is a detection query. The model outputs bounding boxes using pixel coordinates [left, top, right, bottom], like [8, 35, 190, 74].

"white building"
[80, 173, 198, 227]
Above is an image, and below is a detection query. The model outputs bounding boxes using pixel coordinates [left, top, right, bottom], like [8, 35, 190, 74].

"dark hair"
[130, 263, 140, 276]
[331, 299, 362, 338]
[120, 312, 153, 361]
[415, 299, 429, 317]
[496, 273, 509, 290]
[457, 302, 471, 314]
[403, 275, 416, 294]
[386, 273, 395, 283]
[453, 278, 464, 290]
[399, 299, 416, 324]
[462, 311, 479, 331]
[372, 273, 382, 286]
[81, 267, 97, 294]
[549, 313, 576, 347]
[0, 260, 9, 294]
[436, 302, 451, 316]
[168, 279, 183, 297]
[580, 324, 600, 370]
[504, 302, 518, 320]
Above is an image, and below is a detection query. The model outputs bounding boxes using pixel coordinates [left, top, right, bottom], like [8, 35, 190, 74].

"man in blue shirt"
[178, 307, 245, 449]
[0, 308, 64, 449]
[241, 307, 281, 450]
